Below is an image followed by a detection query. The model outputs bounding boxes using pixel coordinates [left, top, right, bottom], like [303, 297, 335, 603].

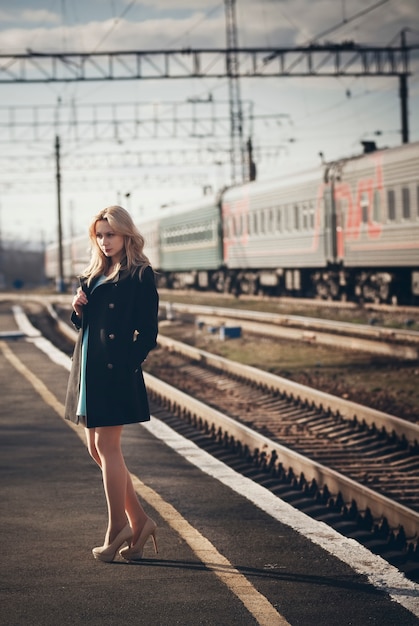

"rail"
[162, 301, 419, 360]
[144, 371, 419, 540]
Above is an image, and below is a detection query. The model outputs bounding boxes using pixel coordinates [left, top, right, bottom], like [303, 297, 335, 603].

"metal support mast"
[225, 0, 246, 185]
[55, 134, 65, 293]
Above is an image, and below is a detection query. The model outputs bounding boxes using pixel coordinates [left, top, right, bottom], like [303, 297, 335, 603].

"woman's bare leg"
[85, 427, 148, 544]
[85, 427, 101, 466]
[124, 474, 148, 544]
[94, 425, 129, 542]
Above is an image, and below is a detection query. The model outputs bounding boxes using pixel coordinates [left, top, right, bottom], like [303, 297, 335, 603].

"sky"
[0, 0, 418, 247]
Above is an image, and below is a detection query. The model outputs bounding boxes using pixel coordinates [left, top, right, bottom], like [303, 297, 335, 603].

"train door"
[333, 184, 350, 262]
[323, 185, 337, 263]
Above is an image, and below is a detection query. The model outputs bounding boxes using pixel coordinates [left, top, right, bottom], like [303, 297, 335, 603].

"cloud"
[22, 9, 60, 24]
[124, 0, 217, 9]
[285, 0, 416, 46]
[0, 1, 417, 55]
[0, 8, 60, 25]
[0, 16, 224, 53]
[0, 8, 296, 54]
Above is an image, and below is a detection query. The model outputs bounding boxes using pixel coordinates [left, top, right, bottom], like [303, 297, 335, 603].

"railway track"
[149, 333, 419, 511]
[140, 333, 419, 580]
[158, 289, 419, 318]
[6, 298, 419, 581]
[2, 293, 418, 358]
[161, 301, 419, 360]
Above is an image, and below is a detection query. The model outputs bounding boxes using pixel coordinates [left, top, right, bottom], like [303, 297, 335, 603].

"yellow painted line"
[0, 340, 290, 626]
[130, 473, 289, 626]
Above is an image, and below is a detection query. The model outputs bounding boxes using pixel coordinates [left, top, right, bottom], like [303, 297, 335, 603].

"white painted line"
[143, 417, 419, 617]
[12, 305, 41, 337]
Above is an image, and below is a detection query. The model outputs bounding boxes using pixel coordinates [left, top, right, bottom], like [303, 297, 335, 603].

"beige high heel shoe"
[119, 517, 158, 562]
[92, 524, 133, 563]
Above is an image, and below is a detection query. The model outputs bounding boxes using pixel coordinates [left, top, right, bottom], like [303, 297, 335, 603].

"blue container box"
[219, 326, 242, 340]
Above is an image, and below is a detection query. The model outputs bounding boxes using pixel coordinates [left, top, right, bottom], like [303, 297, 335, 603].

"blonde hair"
[82, 205, 150, 286]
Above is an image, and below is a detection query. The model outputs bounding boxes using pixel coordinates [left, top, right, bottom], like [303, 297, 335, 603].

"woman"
[65, 205, 159, 563]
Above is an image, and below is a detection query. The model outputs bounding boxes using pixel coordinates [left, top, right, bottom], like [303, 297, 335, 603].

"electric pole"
[55, 134, 65, 292]
[225, 0, 246, 185]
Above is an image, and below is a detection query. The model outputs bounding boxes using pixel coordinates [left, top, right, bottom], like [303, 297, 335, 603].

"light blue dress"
[76, 275, 107, 418]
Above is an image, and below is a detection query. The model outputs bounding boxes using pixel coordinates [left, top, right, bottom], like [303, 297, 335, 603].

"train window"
[247, 214, 252, 236]
[302, 204, 308, 230]
[260, 210, 265, 234]
[402, 187, 410, 219]
[373, 190, 381, 223]
[309, 201, 315, 229]
[243, 213, 249, 235]
[267, 208, 274, 232]
[293, 204, 300, 230]
[285, 205, 290, 231]
[387, 189, 396, 221]
[230, 216, 236, 237]
[361, 192, 369, 223]
[275, 206, 281, 232]
[237, 214, 242, 237]
[252, 212, 258, 235]
[234, 214, 241, 237]
[283, 206, 287, 231]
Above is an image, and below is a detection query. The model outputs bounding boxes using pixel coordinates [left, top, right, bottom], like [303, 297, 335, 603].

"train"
[45, 140, 419, 304]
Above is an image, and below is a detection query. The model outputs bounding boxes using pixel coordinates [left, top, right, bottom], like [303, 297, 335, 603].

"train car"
[329, 141, 419, 302]
[220, 167, 330, 296]
[219, 141, 419, 302]
[158, 195, 223, 289]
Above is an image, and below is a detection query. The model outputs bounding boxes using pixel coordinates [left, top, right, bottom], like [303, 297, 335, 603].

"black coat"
[64, 265, 159, 428]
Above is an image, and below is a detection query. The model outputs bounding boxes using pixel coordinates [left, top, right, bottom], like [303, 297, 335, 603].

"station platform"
[0, 302, 418, 626]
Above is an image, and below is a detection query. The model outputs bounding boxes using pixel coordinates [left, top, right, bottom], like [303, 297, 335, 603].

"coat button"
[107, 363, 113, 369]
[109, 303, 115, 309]
[108, 333, 115, 340]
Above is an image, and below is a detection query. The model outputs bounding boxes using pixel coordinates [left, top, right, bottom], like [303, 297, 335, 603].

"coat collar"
[80, 268, 132, 293]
